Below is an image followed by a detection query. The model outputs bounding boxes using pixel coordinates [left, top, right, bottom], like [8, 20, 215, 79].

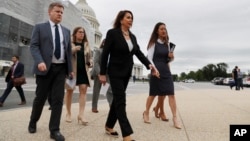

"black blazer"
[5, 62, 24, 82]
[100, 28, 151, 78]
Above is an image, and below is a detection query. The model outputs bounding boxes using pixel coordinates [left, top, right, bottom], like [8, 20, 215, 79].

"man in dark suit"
[28, 2, 73, 141]
[91, 39, 113, 112]
[0, 55, 26, 107]
[230, 66, 239, 90]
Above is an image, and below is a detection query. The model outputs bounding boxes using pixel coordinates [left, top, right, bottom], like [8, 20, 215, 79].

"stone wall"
[0, 0, 94, 76]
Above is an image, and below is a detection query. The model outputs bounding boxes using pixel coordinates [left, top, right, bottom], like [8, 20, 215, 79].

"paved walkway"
[0, 88, 250, 141]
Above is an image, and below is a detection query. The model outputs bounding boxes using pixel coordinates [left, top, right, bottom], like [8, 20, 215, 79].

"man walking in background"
[230, 66, 239, 90]
[0, 55, 26, 107]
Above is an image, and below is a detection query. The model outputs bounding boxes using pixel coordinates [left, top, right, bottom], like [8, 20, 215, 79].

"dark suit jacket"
[100, 28, 151, 78]
[30, 21, 72, 75]
[91, 48, 102, 77]
[5, 62, 24, 82]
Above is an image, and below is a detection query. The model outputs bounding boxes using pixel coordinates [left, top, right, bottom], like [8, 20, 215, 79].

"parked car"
[211, 77, 224, 85]
[243, 77, 250, 87]
[223, 77, 234, 85]
[185, 79, 195, 83]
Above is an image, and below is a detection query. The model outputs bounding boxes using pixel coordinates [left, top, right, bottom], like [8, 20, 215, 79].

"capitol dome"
[75, 0, 96, 18]
[75, 0, 102, 49]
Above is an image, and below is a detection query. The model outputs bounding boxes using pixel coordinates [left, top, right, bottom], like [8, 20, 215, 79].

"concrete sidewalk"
[0, 88, 250, 141]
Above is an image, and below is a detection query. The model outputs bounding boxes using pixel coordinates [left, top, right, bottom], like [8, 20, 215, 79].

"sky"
[68, 0, 250, 76]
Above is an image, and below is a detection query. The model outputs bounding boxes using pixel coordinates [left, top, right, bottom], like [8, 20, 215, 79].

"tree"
[177, 62, 229, 81]
[202, 64, 217, 81]
[215, 62, 228, 77]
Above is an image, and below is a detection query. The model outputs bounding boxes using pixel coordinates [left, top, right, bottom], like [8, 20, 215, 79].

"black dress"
[75, 42, 89, 85]
[149, 41, 174, 96]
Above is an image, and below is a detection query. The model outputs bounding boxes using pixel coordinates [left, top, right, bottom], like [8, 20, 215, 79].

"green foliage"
[179, 62, 229, 81]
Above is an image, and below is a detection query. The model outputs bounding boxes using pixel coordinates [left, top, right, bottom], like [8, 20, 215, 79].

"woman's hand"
[168, 52, 174, 61]
[99, 75, 107, 85]
[149, 64, 160, 78]
[69, 72, 74, 79]
[75, 45, 81, 51]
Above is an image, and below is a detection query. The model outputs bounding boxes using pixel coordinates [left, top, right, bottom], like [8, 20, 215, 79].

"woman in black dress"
[143, 22, 181, 129]
[64, 27, 92, 125]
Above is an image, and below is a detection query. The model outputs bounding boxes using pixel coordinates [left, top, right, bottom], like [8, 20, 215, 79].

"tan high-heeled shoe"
[153, 107, 159, 118]
[123, 135, 135, 141]
[159, 113, 169, 122]
[173, 117, 181, 129]
[65, 114, 72, 123]
[77, 116, 88, 126]
[143, 111, 151, 124]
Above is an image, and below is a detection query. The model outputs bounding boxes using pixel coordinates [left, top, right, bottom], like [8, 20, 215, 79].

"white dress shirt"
[49, 20, 65, 63]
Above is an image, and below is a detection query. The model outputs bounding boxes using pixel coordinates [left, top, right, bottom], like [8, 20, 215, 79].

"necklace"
[122, 31, 129, 36]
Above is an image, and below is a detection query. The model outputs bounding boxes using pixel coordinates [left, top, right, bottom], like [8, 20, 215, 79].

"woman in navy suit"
[99, 10, 159, 141]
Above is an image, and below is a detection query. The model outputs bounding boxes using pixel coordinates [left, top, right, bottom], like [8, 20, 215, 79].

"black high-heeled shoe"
[105, 128, 119, 138]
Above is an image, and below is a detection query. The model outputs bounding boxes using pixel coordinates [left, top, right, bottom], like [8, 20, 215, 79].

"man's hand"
[38, 62, 47, 72]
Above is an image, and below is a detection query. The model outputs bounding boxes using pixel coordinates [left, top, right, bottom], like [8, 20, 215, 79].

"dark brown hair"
[72, 27, 88, 46]
[12, 55, 19, 60]
[113, 10, 133, 29]
[147, 22, 169, 49]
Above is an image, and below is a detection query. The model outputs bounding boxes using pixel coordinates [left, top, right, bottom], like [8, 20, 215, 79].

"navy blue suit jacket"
[30, 21, 72, 76]
[5, 62, 24, 82]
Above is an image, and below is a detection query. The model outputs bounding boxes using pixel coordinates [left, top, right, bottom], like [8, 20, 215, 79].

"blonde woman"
[64, 27, 92, 125]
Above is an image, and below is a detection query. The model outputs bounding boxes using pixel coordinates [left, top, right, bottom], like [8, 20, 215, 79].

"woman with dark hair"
[99, 10, 159, 141]
[143, 22, 181, 129]
[64, 26, 92, 125]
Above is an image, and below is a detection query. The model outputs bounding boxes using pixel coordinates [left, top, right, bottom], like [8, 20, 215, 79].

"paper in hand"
[100, 83, 110, 96]
[65, 78, 76, 89]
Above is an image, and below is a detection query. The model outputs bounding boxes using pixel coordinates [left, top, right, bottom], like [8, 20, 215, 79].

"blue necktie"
[54, 24, 61, 59]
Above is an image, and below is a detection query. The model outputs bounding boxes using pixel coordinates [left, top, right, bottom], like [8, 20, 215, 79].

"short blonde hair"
[48, 2, 64, 11]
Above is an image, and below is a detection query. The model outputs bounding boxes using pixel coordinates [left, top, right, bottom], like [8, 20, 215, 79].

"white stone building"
[0, 0, 144, 78]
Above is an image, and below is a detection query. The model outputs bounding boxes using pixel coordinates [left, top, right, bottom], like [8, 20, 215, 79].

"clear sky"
[68, 0, 250, 76]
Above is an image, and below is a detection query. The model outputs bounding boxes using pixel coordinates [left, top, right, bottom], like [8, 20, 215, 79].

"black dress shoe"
[0, 102, 3, 107]
[50, 131, 65, 141]
[28, 121, 37, 133]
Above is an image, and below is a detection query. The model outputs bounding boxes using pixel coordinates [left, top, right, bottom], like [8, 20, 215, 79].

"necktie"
[54, 24, 61, 59]
[11, 64, 15, 75]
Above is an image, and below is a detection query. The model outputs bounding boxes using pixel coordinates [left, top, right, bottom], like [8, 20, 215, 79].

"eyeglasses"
[78, 31, 85, 34]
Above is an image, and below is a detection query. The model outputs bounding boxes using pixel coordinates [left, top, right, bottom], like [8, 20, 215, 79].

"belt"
[51, 63, 65, 66]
